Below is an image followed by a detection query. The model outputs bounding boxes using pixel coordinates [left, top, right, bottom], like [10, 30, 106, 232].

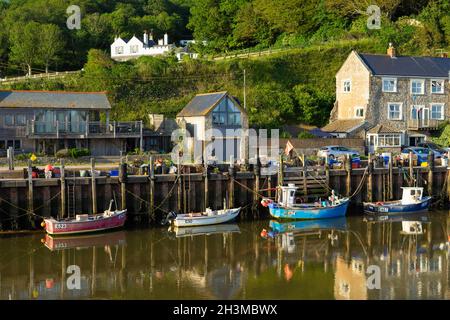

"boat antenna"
[113, 190, 118, 211]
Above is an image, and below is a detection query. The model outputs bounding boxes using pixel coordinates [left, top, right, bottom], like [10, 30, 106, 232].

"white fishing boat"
[163, 207, 241, 227]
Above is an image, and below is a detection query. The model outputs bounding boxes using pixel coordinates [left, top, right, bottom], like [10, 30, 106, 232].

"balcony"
[407, 119, 442, 131]
[23, 121, 142, 139]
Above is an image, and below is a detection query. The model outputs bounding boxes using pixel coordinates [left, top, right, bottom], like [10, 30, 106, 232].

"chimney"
[164, 33, 169, 46]
[143, 30, 148, 46]
[387, 43, 396, 58]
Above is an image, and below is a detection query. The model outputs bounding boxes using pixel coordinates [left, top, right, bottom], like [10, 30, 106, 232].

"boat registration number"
[55, 223, 67, 229]
[378, 207, 388, 213]
[184, 219, 192, 224]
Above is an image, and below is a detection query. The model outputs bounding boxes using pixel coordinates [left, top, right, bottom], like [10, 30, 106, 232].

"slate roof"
[322, 119, 366, 133]
[367, 124, 402, 134]
[177, 91, 231, 117]
[0, 90, 111, 110]
[358, 53, 450, 77]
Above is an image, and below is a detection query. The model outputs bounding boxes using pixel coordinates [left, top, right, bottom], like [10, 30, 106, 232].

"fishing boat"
[163, 207, 241, 227]
[169, 223, 240, 238]
[363, 187, 431, 215]
[42, 200, 127, 236]
[262, 184, 349, 220]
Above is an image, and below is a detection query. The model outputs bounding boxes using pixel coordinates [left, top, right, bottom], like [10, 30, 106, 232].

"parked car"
[317, 146, 360, 159]
[401, 147, 430, 164]
[417, 142, 445, 158]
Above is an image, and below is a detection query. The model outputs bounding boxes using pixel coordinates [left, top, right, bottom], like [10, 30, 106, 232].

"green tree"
[38, 24, 64, 73]
[9, 22, 40, 76]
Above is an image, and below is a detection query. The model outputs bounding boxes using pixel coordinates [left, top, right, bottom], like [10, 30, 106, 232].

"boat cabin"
[400, 187, 423, 205]
[278, 184, 298, 207]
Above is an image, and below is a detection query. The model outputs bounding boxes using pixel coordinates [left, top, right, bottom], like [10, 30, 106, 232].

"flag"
[284, 140, 294, 156]
[30, 153, 37, 161]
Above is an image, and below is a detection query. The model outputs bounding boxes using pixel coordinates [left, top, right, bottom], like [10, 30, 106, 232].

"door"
[422, 107, 429, 127]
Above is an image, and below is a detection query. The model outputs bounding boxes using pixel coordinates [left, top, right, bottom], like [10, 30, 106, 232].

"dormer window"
[343, 80, 351, 93]
[382, 78, 397, 92]
[115, 46, 124, 55]
[431, 79, 444, 94]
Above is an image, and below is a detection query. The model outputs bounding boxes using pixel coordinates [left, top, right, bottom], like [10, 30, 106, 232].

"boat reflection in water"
[169, 223, 240, 238]
[43, 231, 127, 251]
[0, 212, 448, 300]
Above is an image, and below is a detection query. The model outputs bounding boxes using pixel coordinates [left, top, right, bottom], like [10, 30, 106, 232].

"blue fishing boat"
[262, 184, 350, 220]
[363, 187, 431, 215]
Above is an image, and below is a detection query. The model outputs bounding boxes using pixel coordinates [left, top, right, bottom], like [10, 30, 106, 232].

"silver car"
[317, 145, 360, 159]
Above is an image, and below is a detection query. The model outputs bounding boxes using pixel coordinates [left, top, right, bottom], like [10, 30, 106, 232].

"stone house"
[323, 44, 450, 153]
[176, 91, 249, 164]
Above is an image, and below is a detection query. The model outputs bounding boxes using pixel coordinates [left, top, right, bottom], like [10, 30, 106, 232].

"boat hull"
[269, 217, 347, 233]
[44, 210, 127, 236]
[269, 200, 349, 220]
[173, 208, 240, 227]
[363, 196, 431, 215]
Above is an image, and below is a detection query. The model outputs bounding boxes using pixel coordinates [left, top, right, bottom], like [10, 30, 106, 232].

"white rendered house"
[111, 31, 175, 61]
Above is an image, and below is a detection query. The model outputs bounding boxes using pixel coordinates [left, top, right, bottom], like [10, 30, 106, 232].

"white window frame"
[411, 79, 425, 95]
[115, 46, 124, 54]
[430, 103, 445, 120]
[431, 79, 445, 94]
[343, 79, 351, 93]
[382, 77, 397, 92]
[387, 102, 402, 120]
[130, 45, 139, 54]
[355, 107, 364, 118]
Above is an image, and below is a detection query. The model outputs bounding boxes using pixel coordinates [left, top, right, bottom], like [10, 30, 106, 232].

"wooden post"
[254, 157, 261, 203]
[27, 160, 34, 228]
[204, 163, 209, 211]
[91, 158, 97, 214]
[388, 155, 393, 200]
[119, 159, 127, 210]
[7, 147, 14, 171]
[409, 151, 414, 187]
[427, 150, 434, 196]
[60, 159, 66, 219]
[149, 156, 155, 220]
[345, 155, 352, 197]
[228, 156, 235, 208]
[367, 154, 373, 202]
[325, 158, 330, 197]
[278, 154, 284, 186]
[302, 154, 307, 198]
[177, 155, 182, 212]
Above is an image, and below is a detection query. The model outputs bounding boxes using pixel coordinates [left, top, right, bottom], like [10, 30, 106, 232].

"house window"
[0, 140, 5, 150]
[15, 115, 26, 126]
[5, 115, 14, 126]
[130, 45, 139, 54]
[431, 103, 444, 120]
[115, 46, 124, 54]
[388, 103, 402, 120]
[212, 97, 241, 126]
[355, 107, 364, 118]
[411, 79, 425, 94]
[411, 105, 422, 119]
[343, 80, 351, 93]
[377, 134, 401, 147]
[431, 79, 444, 94]
[14, 140, 21, 150]
[383, 78, 397, 92]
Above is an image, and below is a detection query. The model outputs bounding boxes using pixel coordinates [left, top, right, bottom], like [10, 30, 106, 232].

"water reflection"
[0, 212, 448, 300]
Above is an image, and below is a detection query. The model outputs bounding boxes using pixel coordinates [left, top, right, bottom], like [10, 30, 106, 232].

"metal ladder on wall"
[66, 172, 76, 217]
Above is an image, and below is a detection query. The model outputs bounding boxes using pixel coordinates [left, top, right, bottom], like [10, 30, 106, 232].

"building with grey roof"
[323, 44, 450, 153]
[0, 90, 144, 156]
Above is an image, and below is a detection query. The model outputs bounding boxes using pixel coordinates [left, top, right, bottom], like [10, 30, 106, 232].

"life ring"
[376, 201, 383, 206]
[260, 199, 273, 207]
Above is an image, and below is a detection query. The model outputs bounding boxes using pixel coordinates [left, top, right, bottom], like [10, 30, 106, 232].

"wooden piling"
[409, 151, 414, 186]
[302, 154, 307, 197]
[254, 159, 260, 203]
[91, 158, 97, 214]
[228, 157, 235, 208]
[204, 164, 209, 211]
[119, 160, 127, 210]
[388, 155, 393, 200]
[27, 160, 35, 228]
[60, 159, 66, 219]
[345, 154, 352, 197]
[428, 151, 434, 196]
[177, 157, 182, 212]
[7, 147, 14, 171]
[367, 154, 373, 202]
[149, 156, 155, 220]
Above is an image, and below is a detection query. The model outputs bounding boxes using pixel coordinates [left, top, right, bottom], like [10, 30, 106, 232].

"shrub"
[56, 148, 90, 158]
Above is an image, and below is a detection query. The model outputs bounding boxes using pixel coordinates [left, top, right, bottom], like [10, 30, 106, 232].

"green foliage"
[430, 123, 450, 147]
[297, 131, 315, 139]
[56, 148, 90, 158]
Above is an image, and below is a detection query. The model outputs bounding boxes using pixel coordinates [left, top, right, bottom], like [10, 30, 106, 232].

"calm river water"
[0, 210, 448, 300]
